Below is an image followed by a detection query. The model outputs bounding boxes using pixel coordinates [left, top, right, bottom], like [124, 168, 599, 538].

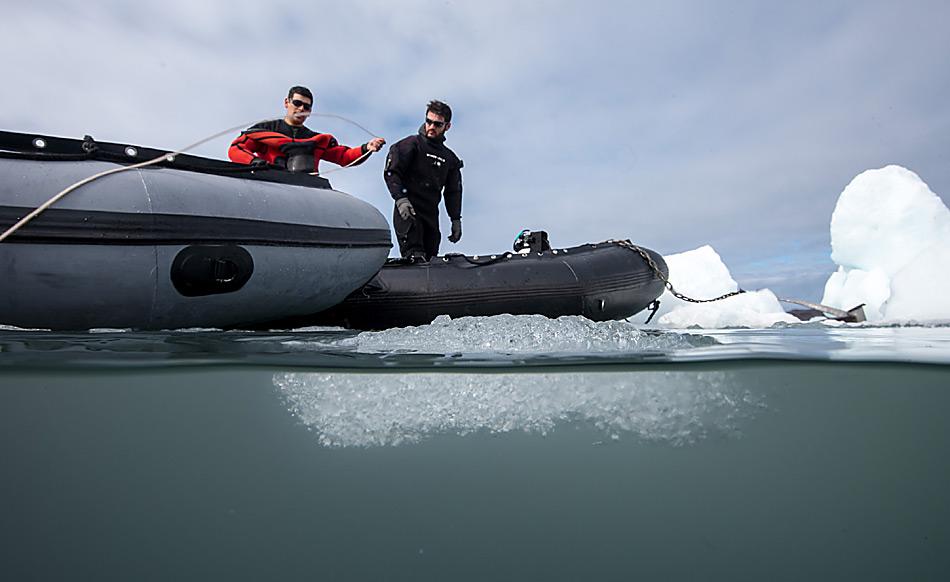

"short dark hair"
[288, 86, 313, 101]
[427, 100, 452, 123]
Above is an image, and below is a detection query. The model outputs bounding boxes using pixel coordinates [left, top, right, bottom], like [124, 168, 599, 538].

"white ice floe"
[653, 246, 798, 329]
[822, 165, 950, 322]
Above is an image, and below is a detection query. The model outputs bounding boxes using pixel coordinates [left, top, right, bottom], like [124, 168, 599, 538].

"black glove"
[249, 158, 268, 168]
[395, 197, 416, 221]
[448, 218, 462, 243]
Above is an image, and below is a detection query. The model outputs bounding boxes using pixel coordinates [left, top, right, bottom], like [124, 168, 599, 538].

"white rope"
[306, 112, 380, 139]
[0, 112, 384, 243]
[1, 156, 164, 243]
[0, 118, 284, 244]
[303, 112, 382, 176]
[313, 150, 373, 176]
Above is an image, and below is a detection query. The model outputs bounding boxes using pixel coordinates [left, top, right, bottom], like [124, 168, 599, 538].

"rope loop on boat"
[608, 239, 747, 303]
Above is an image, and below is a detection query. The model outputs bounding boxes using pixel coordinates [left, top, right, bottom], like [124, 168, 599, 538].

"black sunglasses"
[424, 118, 445, 128]
[291, 99, 312, 111]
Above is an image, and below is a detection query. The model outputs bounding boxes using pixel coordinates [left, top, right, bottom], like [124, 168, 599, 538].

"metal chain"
[607, 239, 747, 304]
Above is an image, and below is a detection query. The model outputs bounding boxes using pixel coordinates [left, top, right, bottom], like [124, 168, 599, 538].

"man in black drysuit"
[384, 100, 463, 260]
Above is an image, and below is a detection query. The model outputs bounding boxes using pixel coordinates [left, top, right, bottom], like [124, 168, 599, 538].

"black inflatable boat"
[267, 235, 668, 330]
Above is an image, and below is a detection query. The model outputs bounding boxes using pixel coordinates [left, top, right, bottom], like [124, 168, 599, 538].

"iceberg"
[822, 165, 950, 322]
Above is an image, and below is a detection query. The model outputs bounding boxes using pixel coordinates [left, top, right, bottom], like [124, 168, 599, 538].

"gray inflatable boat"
[0, 130, 392, 330]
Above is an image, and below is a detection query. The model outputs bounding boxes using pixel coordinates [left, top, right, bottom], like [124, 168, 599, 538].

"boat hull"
[0, 152, 391, 330]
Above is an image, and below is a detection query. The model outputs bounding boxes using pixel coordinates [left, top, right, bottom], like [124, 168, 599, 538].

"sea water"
[1, 316, 949, 581]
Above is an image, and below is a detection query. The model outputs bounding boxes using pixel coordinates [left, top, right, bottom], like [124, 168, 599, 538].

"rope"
[0, 118, 286, 243]
[306, 113, 379, 139]
[608, 239, 747, 303]
[313, 149, 373, 176]
[0, 111, 384, 243]
[303, 112, 383, 177]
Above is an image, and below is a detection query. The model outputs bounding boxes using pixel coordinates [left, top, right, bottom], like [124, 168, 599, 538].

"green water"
[2, 361, 948, 580]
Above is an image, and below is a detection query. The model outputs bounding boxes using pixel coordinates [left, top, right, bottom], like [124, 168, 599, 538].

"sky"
[2, 0, 948, 301]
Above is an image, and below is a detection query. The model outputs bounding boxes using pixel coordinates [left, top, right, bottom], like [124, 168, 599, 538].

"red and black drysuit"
[383, 127, 463, 259]
[228, 119, 369, 173]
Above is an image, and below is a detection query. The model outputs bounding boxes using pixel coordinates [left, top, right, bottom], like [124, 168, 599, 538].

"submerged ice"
[274, 369, 760, 448]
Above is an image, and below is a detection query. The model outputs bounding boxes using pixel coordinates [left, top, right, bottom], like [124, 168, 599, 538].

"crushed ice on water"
[274, 369, 762, 448]
[336, 314, 715, 354]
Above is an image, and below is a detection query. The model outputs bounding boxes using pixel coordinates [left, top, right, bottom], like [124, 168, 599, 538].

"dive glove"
[395, 197, 416, 221]
[448, 219, 462, 243]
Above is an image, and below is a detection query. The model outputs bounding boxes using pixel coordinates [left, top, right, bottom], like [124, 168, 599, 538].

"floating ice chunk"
[822, 165, 950, 321]
[659, 289, 798, 329]
[652, 245, 738, 322]
[654, 246, 798, 328]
